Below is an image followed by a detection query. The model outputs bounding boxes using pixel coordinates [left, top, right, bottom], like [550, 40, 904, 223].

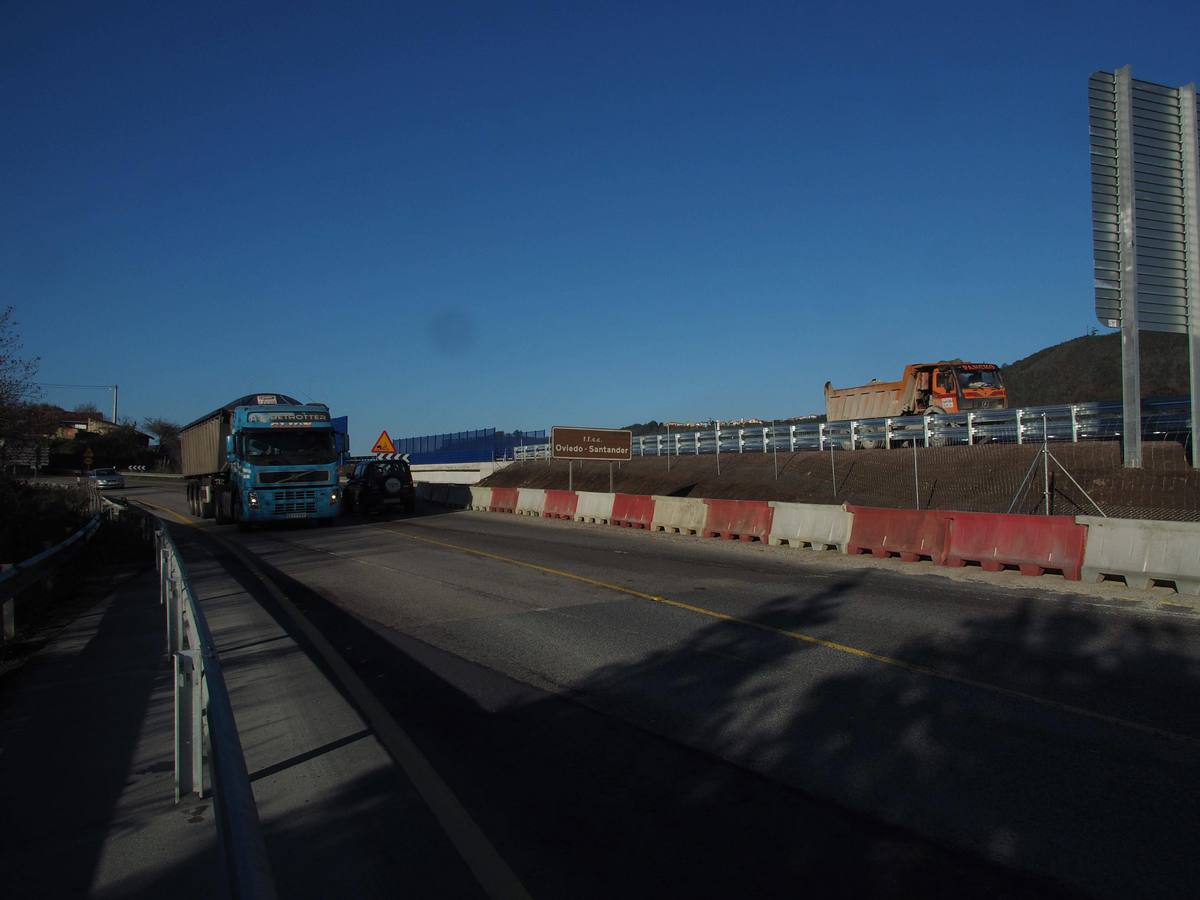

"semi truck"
[180, 393, 343, 526]
[825, 362, 1007, 422]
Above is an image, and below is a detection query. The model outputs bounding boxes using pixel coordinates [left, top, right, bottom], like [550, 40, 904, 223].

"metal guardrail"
[149, 518, 278, 900]
[511, 397, 1193, 460]
[0, 487, 103, 642]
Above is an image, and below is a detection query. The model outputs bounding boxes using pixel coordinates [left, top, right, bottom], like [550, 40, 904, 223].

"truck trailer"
[180, 393, 342, 526]
[825, 362, 1007, 422]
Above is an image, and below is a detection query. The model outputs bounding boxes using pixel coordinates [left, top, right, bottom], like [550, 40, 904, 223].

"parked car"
[89, 467, 125, 490]
[343, 460, 415, 514]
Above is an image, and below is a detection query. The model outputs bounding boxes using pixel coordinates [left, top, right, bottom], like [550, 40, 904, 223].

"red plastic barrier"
[938, 511, 1086, 580]
[846, 505, 947, 563]
[542, 490, 579, 520]
[489, 487, 520, 514]
[611, 494, 655, 529]
[702, 499, 774, 543]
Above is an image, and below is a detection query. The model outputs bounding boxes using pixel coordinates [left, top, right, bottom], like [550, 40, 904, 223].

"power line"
[32, 382, 115, 390]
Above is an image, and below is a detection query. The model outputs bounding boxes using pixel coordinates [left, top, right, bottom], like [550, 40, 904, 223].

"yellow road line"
[386, 525, 1198, 747]
[134, 498, 193, 525]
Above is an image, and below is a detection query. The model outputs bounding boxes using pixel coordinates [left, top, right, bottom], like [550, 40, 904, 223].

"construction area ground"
[483, 441, 1200, 522]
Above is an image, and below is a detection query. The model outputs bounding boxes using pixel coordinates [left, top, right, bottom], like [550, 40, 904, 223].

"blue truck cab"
[181, 393, 345, 526]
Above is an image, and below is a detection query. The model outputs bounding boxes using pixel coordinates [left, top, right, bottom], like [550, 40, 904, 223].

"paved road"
[122, 479, 1199, 899]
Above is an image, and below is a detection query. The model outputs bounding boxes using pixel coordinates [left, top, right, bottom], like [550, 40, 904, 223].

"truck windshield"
[241, 430, 336, 466]
[957, 368, 1002, 390]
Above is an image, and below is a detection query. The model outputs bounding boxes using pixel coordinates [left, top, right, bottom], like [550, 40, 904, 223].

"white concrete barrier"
[767, 501, 853, 552]
[574, 491, 615, 524]
[1077, 516, 1200, 595]
[516, 488, 546, 517]
[651, 496, 706, 535]
[469, 486, 493, 511]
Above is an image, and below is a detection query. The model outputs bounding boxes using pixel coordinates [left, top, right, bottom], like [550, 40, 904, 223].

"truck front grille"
[271, 488, 317, 516]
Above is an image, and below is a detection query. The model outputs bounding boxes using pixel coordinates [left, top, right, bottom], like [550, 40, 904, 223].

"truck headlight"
[248, 491, 259, 507]
[330, 488, 340, 504]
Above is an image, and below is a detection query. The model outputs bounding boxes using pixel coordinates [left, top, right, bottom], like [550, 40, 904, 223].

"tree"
[71, 401, 103, 418]
[0, 307, 42, 471]
[144, 417, 182, 469]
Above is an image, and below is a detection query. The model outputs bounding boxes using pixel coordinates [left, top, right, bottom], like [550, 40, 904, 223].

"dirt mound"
[482, 442, 1199, 521]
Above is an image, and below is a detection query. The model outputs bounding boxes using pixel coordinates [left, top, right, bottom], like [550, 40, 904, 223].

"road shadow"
[207, 538, 1103, 899]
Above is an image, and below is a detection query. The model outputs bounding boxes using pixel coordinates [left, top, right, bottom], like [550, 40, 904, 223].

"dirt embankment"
[482, 442, 1200, 521]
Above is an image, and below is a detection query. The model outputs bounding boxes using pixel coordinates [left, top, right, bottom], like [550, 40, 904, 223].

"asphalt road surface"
[119, 479, 1199, 899]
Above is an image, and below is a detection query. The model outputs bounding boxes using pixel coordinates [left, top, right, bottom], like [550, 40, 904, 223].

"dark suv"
[343, 460, 416, 515]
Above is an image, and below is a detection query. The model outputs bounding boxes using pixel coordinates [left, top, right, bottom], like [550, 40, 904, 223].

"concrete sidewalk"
[0, 567, 221, 899]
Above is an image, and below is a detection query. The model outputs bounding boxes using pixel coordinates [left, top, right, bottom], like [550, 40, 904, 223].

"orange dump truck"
[824, 362, 1008, 421]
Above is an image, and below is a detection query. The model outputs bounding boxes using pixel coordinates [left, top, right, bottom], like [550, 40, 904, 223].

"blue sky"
[4, 1, 1199, 448]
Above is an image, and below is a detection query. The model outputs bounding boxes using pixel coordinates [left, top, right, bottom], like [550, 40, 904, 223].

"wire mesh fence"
[501, 434, 1199, 522]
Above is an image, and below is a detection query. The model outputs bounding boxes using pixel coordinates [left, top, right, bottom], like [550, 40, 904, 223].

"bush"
[0, 477, 93, 565]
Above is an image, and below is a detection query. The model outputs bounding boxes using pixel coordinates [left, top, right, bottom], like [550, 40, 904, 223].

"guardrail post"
[850, 421, 859, 450]
[1016, 408, 1024, 445]
[923, 415, 931, 448]
[175, 649, 204, 802]
[884, 418, 893, 450]
[761, 427, 768, 453]
[967, 412, 975, 445]
[737, 429, 745, 453]
[693, 432, 700, 455]
[1071, 406, 1079, 442]
[1, 563, 13, 642]
[789, 425, 796, 452]
[655, 435, 663, 456]
[819, 423, 827, 452]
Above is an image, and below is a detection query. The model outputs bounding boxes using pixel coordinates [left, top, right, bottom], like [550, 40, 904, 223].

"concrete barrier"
[516, 488, 546, 517]
[575, 491, 615, 524]
[469, 486, 493, 511]
[939, 511, 1086, 580]
[543, 490, 579, 520]
[702, 499, 773, 543]
[1077, 516, 1200, 594]
[847, 506, 947, 563]
[489, 487, 520, 514]
[767, 502, 852, 552]
[651, 496, 707, 535]
[611, 494, 656, 529]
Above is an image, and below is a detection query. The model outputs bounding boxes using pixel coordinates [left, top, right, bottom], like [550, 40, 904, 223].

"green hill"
[1000, 331, 1191, 408]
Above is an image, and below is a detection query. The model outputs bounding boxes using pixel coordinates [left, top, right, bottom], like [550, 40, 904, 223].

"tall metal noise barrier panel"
[1088, 66, 1199, 468]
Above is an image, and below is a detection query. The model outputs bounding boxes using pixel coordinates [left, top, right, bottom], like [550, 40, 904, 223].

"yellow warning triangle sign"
[371, 430, 397, 454]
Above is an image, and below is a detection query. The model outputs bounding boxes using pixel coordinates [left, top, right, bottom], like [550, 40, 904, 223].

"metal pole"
[772, 420, 778, 480]
[609, 461, 613, 493]
[1179, 80, 1200, 469]
[112, 384, 118, 424]
[1116, 65, 1142, 468]
[830, 440, 837, 498]
[1043, 414, 1051, 515]
[715, 420, 720, 476]
[666, 424, 671, 471]
[568, 460, 573, 492]
[912, 439, 920, 509]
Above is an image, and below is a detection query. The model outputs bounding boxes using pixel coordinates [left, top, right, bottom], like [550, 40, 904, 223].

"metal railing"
[0, 487, 103, 643]
[511, 397, 1192, 460]
[151, 520, 278, 900]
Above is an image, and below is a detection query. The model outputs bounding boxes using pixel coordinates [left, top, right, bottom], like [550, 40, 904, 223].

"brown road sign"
[551, 426, 632, 461]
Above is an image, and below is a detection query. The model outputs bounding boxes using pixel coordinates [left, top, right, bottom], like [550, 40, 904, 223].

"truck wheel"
[200, 491, 215, 519]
